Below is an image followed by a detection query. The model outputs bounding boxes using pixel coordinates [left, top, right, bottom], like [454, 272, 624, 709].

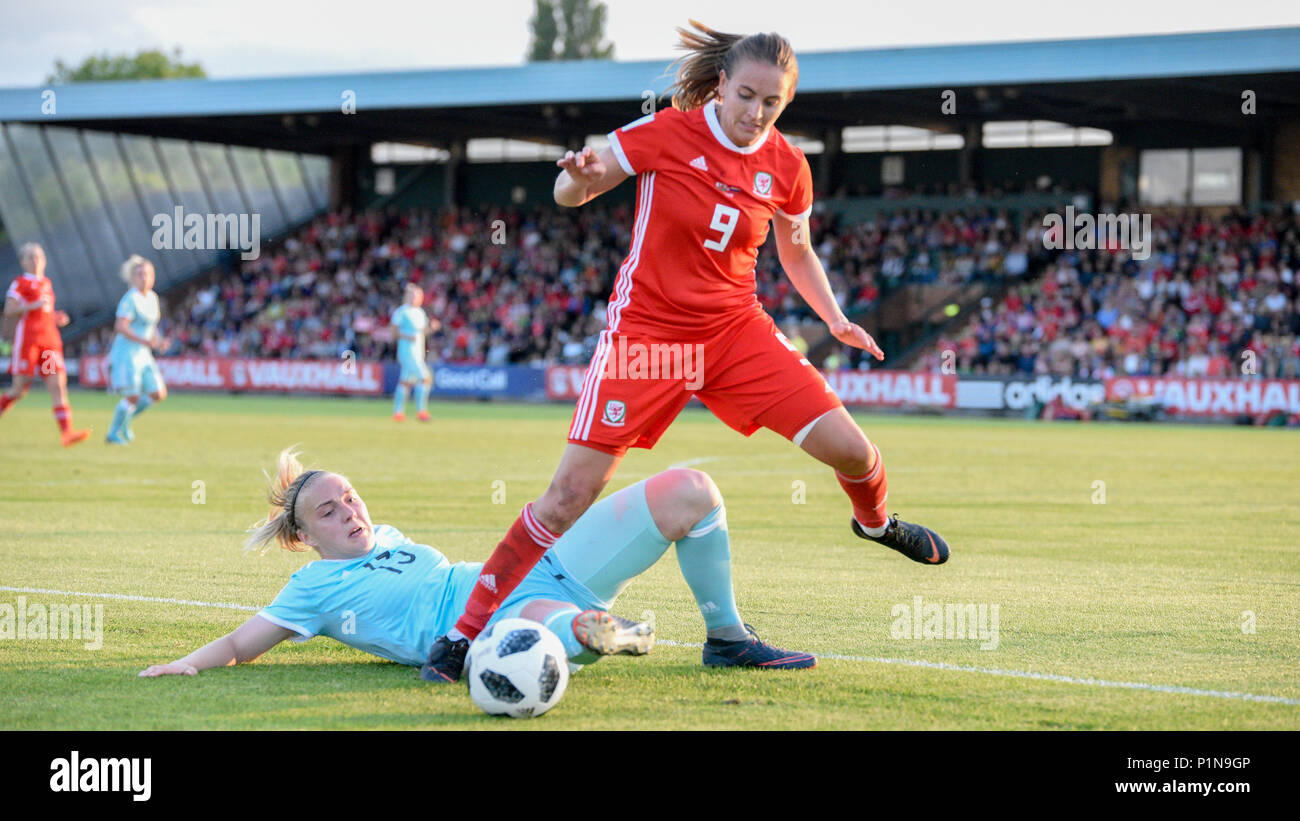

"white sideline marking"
[0, 586, 258, 612]
[667, 457, 715, 469]
[654, 639, 1300, 706]
[0, 478, 167, 486]
[7, 584, 1295, 707]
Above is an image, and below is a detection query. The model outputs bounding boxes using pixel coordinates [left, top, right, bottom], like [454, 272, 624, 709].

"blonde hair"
[19, 242, 43, 265]
[243, 447, 328, 555]
[120, 254, 152, 283]
[665, 19, 799, 112]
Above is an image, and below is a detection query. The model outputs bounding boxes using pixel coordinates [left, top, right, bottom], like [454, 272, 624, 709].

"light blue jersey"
[391, 304, 430, 382]
[258, 525, 482, 666]
[109, 289, 164, 396]
[256, 480, 673, 667]
[110, 289, 159, 361]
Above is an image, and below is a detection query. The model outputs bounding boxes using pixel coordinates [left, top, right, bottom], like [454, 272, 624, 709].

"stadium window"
[840, 125, 962, 153]
[466, 139, 565, 163]
[1190, 148, 1242, 206]
[982, 120, 1113, 149]
[371, 143, 449, 164]
[785, 134, 824, 155]
[1139, 148, 1241, 206]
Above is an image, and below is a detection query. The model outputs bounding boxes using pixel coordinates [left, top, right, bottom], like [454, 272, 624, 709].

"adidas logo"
[479, 574, 497, 593]
[689, 155, 708, 171]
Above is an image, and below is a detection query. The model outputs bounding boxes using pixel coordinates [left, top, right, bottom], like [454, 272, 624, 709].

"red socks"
[0, 394, 14, 415]
[454, 502, 559, 640]
[836, 441, 889, 530]
[53, 404, 71, 433]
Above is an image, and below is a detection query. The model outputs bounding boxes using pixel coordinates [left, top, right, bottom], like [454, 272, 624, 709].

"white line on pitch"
[6, 585, 1294, 707]
[667, 457, 715, 469]
[0, 478, 168, 486]
[0, 586, 259, 612]
[653, 639, 1300, 706]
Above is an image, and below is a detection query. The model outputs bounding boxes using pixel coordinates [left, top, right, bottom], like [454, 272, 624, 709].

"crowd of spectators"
[75, 199, 1041, 368]
[73, 200, 1296, 384]
[913, 208, 1300, 380]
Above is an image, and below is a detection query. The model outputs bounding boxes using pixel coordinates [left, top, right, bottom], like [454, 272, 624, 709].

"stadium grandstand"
[1, 25, 1298, 421]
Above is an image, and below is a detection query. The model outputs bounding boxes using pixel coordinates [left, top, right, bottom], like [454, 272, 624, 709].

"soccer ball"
[466, 618, 569, 718]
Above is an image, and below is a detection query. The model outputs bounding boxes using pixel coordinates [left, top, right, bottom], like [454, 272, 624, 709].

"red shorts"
[568, 311, 843, 457]
[11, 336, 64, 377]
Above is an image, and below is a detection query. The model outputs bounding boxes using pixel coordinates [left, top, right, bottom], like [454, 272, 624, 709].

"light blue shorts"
[111, 353, 164, 397]
[397, 348, 431, 383]
[489, 479, 670, 628]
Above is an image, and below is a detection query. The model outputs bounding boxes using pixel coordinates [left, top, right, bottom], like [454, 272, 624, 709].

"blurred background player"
[106, 255, 168, 445]
[0, 242, 90, 446]
[390, 282, 437, 422]
[137, 449, 814, 680]
[424, 20, 950, 681]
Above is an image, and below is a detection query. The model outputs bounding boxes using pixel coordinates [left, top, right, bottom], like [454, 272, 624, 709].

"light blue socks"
[674, 504, 747, 641]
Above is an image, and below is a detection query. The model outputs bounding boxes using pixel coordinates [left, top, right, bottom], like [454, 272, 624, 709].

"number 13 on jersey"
[703, 203, 741, 252]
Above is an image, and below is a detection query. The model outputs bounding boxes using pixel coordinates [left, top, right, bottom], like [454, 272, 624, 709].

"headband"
[286, 470, 324, 534]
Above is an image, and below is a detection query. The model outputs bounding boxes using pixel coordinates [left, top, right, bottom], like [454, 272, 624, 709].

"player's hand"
[428, 318, 442, 333]
[33, 296, 51, 312]
[151, 334, 169, 351]
[829, 318, 884, 361]
[138, 662, 198, 677]
[54, 310, 70, 327]
[556, 147, 605, 184]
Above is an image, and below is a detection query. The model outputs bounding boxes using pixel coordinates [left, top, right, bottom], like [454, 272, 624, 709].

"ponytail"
[665, 19, 799, 112]
[243, 447, 323, 555]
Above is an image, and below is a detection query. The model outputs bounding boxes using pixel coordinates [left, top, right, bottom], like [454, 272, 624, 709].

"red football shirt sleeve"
[606, 109, 675, 176]
[776, 152, 814, 222]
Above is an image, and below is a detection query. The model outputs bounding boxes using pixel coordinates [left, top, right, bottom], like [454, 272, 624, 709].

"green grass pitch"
[0, 390, 1296, 729]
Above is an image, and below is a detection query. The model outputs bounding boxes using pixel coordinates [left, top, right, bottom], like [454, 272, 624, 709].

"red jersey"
[5, 273, 59, 346]
[605, 102, 814, 339]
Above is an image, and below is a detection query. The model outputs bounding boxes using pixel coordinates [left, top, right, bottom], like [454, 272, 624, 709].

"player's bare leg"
[43, 369, 89, 447]
[0, 374, 31, 417]
[532, 444, 623, 534]
[799, 407, 948, 564]
[422, 444, 622, 683]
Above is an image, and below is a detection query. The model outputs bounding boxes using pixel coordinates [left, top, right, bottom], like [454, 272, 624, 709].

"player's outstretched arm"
[773, 216, 884, 361]
[554, 146, 628, 207]
[138, 615, 294, 677]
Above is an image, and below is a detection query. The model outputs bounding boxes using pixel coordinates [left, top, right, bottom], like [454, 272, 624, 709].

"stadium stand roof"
[0, 27, 1298, 151]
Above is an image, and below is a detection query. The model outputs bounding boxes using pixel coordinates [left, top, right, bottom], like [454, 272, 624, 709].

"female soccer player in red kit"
[0, 242, 90, 446]
[423, 21, 950, 682]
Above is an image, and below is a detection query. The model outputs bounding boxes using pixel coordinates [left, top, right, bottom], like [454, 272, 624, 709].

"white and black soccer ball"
[466, 618, 569, 718]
